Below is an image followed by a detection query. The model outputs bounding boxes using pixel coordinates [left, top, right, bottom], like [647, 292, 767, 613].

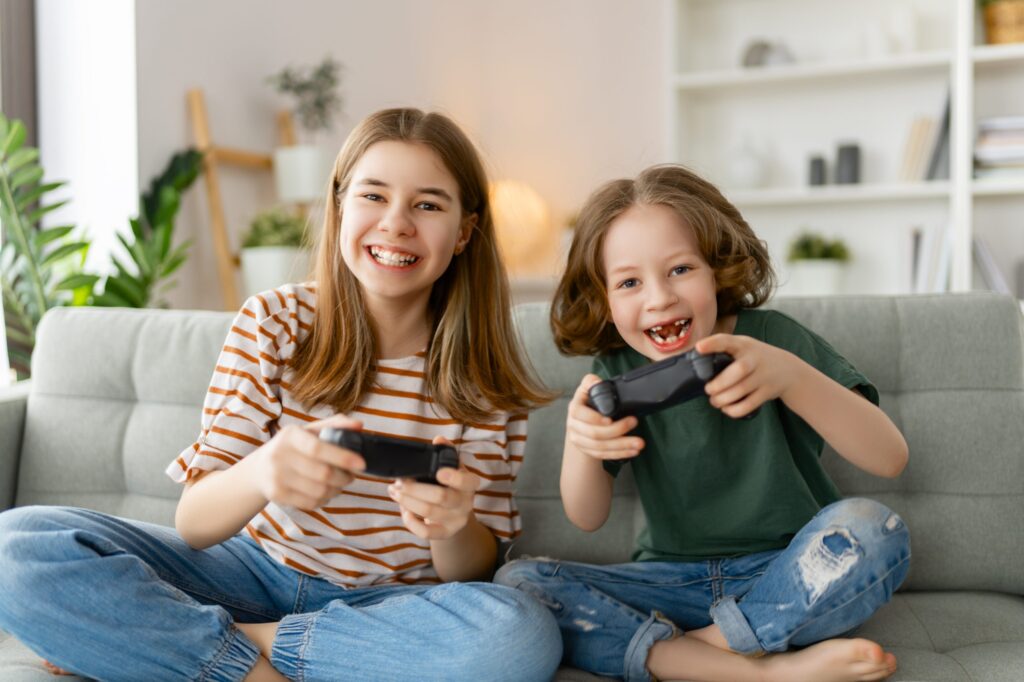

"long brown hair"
[291, 108, 553, 422]
[552, 164, 775, 356]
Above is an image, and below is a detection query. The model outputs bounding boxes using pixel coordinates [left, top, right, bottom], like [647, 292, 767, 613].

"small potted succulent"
[268, 56, 342, 203]
[786, 231, 851, 296]
[239, 207, 312, 297]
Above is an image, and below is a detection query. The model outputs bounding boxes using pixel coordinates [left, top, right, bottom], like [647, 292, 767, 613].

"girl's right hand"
[253, 415, 367, 510]
[566, 374, 645, 461]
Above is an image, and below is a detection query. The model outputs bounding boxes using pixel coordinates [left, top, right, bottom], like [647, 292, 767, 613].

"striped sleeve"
[166, 289, 302, 483]
[461, 412, 528, 540]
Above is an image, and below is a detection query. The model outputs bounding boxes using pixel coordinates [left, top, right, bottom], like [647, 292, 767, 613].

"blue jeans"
[0, 506, 562, 681]
[495, 498, 910, 681]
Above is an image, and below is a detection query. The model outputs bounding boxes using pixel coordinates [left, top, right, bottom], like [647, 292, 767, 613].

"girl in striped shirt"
[0, 108, 561, 682]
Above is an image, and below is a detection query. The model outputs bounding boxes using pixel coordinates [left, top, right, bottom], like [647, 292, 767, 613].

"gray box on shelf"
[2, 294, 1023, 681]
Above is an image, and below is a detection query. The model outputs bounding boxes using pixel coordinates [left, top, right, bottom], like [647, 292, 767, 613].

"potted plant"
[240, 207, 312, 297]
[268, 56, 342, 203]
[786, 232, 851, 296]
[980, 0, 1024, 45]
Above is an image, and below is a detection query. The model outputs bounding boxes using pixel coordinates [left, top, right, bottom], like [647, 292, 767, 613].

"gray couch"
[1, 293, 1023, 681]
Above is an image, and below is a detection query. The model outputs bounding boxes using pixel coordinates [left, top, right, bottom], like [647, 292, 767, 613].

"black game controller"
[319, 428, 459, 483]
[586, 350, 740, 421]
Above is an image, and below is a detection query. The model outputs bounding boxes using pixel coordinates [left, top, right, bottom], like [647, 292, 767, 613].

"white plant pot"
[240, 247, 312, 297]
[787, 260, 846, 296]
[273, 145, 332, 203]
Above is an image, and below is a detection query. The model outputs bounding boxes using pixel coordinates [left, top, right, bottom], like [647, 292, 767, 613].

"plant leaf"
[15, 181, 65, 212]
[27, 199, 70, 224]
[103, 274, 147, 308]
[9, 165, 43, 191]
[54, 273, 100, 291]
[4, 148, 39, 174]
[39, 241, 89, 268]
[33, 225, 76, 248]
[1, 120, 26, 157]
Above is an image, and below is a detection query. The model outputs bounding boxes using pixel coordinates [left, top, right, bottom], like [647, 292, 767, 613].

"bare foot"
[41, 660, 74, 676]
[762, 638, 897, 682]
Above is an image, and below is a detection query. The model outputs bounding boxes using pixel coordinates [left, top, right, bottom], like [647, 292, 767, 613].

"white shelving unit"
[668, 0, 1024, 296]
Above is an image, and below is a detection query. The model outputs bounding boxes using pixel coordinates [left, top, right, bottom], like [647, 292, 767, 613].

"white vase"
[273, 145, 332, 203]
[787, 260, 845, 296]
[240, 247, 312, 297]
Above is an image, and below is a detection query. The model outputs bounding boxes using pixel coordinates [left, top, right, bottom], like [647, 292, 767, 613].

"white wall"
[132, 0, 666, 309]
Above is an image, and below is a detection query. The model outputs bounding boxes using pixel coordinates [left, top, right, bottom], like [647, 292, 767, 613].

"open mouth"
[645, 318, 692, 347]
[368, 245, 420, 268]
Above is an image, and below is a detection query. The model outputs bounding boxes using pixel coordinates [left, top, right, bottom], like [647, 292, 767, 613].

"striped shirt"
[165, 283, 527, 588]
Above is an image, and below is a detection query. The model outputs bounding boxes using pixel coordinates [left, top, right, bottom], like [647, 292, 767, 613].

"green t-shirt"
[595, 308, 879, 563]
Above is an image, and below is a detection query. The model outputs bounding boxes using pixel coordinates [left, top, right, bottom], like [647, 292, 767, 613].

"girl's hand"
[388, 437, 480, 540]
[253, 414, 366, 510]
[566, 374, 644, 461]
[696, 334, 799, 418]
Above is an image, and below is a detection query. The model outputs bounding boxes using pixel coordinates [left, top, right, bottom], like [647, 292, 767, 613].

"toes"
[853, 638, 886, 664]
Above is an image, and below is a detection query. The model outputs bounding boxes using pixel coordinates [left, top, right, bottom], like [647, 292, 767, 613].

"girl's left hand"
[695, 333, 801, 418]
[387, 437, 480, 540]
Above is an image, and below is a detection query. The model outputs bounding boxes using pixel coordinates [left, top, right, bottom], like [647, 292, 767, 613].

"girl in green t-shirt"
[496, 164, 911, 682]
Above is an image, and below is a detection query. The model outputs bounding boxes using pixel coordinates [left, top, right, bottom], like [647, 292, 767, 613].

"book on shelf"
[925, 93, 951, 181]
[974, 165, 1024, 180]
[911, 222, 952, 294]
[972, 235, 1012, 295]
[977, 115, 1024, 133]
[900, 117, 936, 181]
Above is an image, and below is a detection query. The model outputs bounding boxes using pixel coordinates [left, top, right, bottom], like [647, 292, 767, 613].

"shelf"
[674, 51, 951, 91]
[972, 42, 1024, 65]
[724, 182, 951, 207]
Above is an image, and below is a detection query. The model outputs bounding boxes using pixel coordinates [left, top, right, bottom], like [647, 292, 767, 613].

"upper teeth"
[370, 246, 418, 266]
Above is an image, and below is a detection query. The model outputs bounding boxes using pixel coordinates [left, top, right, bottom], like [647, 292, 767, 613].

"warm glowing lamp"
[489, 180, 556, 276]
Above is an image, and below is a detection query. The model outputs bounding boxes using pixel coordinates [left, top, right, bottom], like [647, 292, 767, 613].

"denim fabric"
[495, 498, 910, 681]
[0, 506, 561, 681]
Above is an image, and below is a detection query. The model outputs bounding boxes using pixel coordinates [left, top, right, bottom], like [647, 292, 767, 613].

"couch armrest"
[0, 381, 30, 511]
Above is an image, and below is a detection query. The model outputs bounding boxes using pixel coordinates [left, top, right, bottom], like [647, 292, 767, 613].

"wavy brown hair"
[291, 108, 553, 423]
[552, 164, 775, 356]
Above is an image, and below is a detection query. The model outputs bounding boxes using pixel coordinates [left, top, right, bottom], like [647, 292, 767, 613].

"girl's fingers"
[568, 414, 638, 440]
[313, 440, 366, 472]
[433, 467, 479, 493]
[570, 401, 613, 426]
[704, 359, 753, 395]
[400, 509, 434, 539]
[721, 387, 770, 419]
[390, 488, 439, 519]
[569, 434, 643, 460]
[709, 377, 757, 409]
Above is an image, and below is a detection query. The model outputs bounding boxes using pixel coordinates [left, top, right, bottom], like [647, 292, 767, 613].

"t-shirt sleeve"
[764, 311, 880, 406]
[460, 412, 529, 541]
[166, 290, 300, 484]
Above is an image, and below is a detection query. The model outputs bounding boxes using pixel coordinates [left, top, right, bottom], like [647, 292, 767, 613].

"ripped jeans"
[494, 498, 911, 681]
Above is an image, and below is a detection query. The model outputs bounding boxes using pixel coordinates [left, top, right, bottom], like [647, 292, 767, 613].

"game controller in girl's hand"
[319, 428, 459, 484]
[587, 350, 756, 420]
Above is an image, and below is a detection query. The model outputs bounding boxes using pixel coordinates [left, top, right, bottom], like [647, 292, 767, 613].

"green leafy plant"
[92, 149, 202, 308]
[0, 113, 97, 379]
[268, 56, 343, 134]
[243, 207, 309, 248]
[787, 232, 851, 262]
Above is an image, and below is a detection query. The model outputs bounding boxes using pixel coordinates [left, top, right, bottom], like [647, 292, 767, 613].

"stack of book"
[974, 116, 1024, 180]
[899, 95, 950, 182]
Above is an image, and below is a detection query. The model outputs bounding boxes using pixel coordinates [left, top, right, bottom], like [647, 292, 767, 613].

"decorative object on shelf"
[727, 138, 768, 189]
[887, 2, 919, 53]
[835, 142, 861, 184]
[860, 22, 892, 58]
[240, 207, 312, 297]
[268, 56, 342, 203]
[808, 156, 827, 186]
[786, 232, 850, 296]
[489, 180, 557, 276]
[740, 39, 795, 68]
[981, 0, 1024, 45]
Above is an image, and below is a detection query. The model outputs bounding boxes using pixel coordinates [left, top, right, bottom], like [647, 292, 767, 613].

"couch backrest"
[19, 294, 1024, 592]
[511, 294, 1024, 593]
[19, 307, 232, 525]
